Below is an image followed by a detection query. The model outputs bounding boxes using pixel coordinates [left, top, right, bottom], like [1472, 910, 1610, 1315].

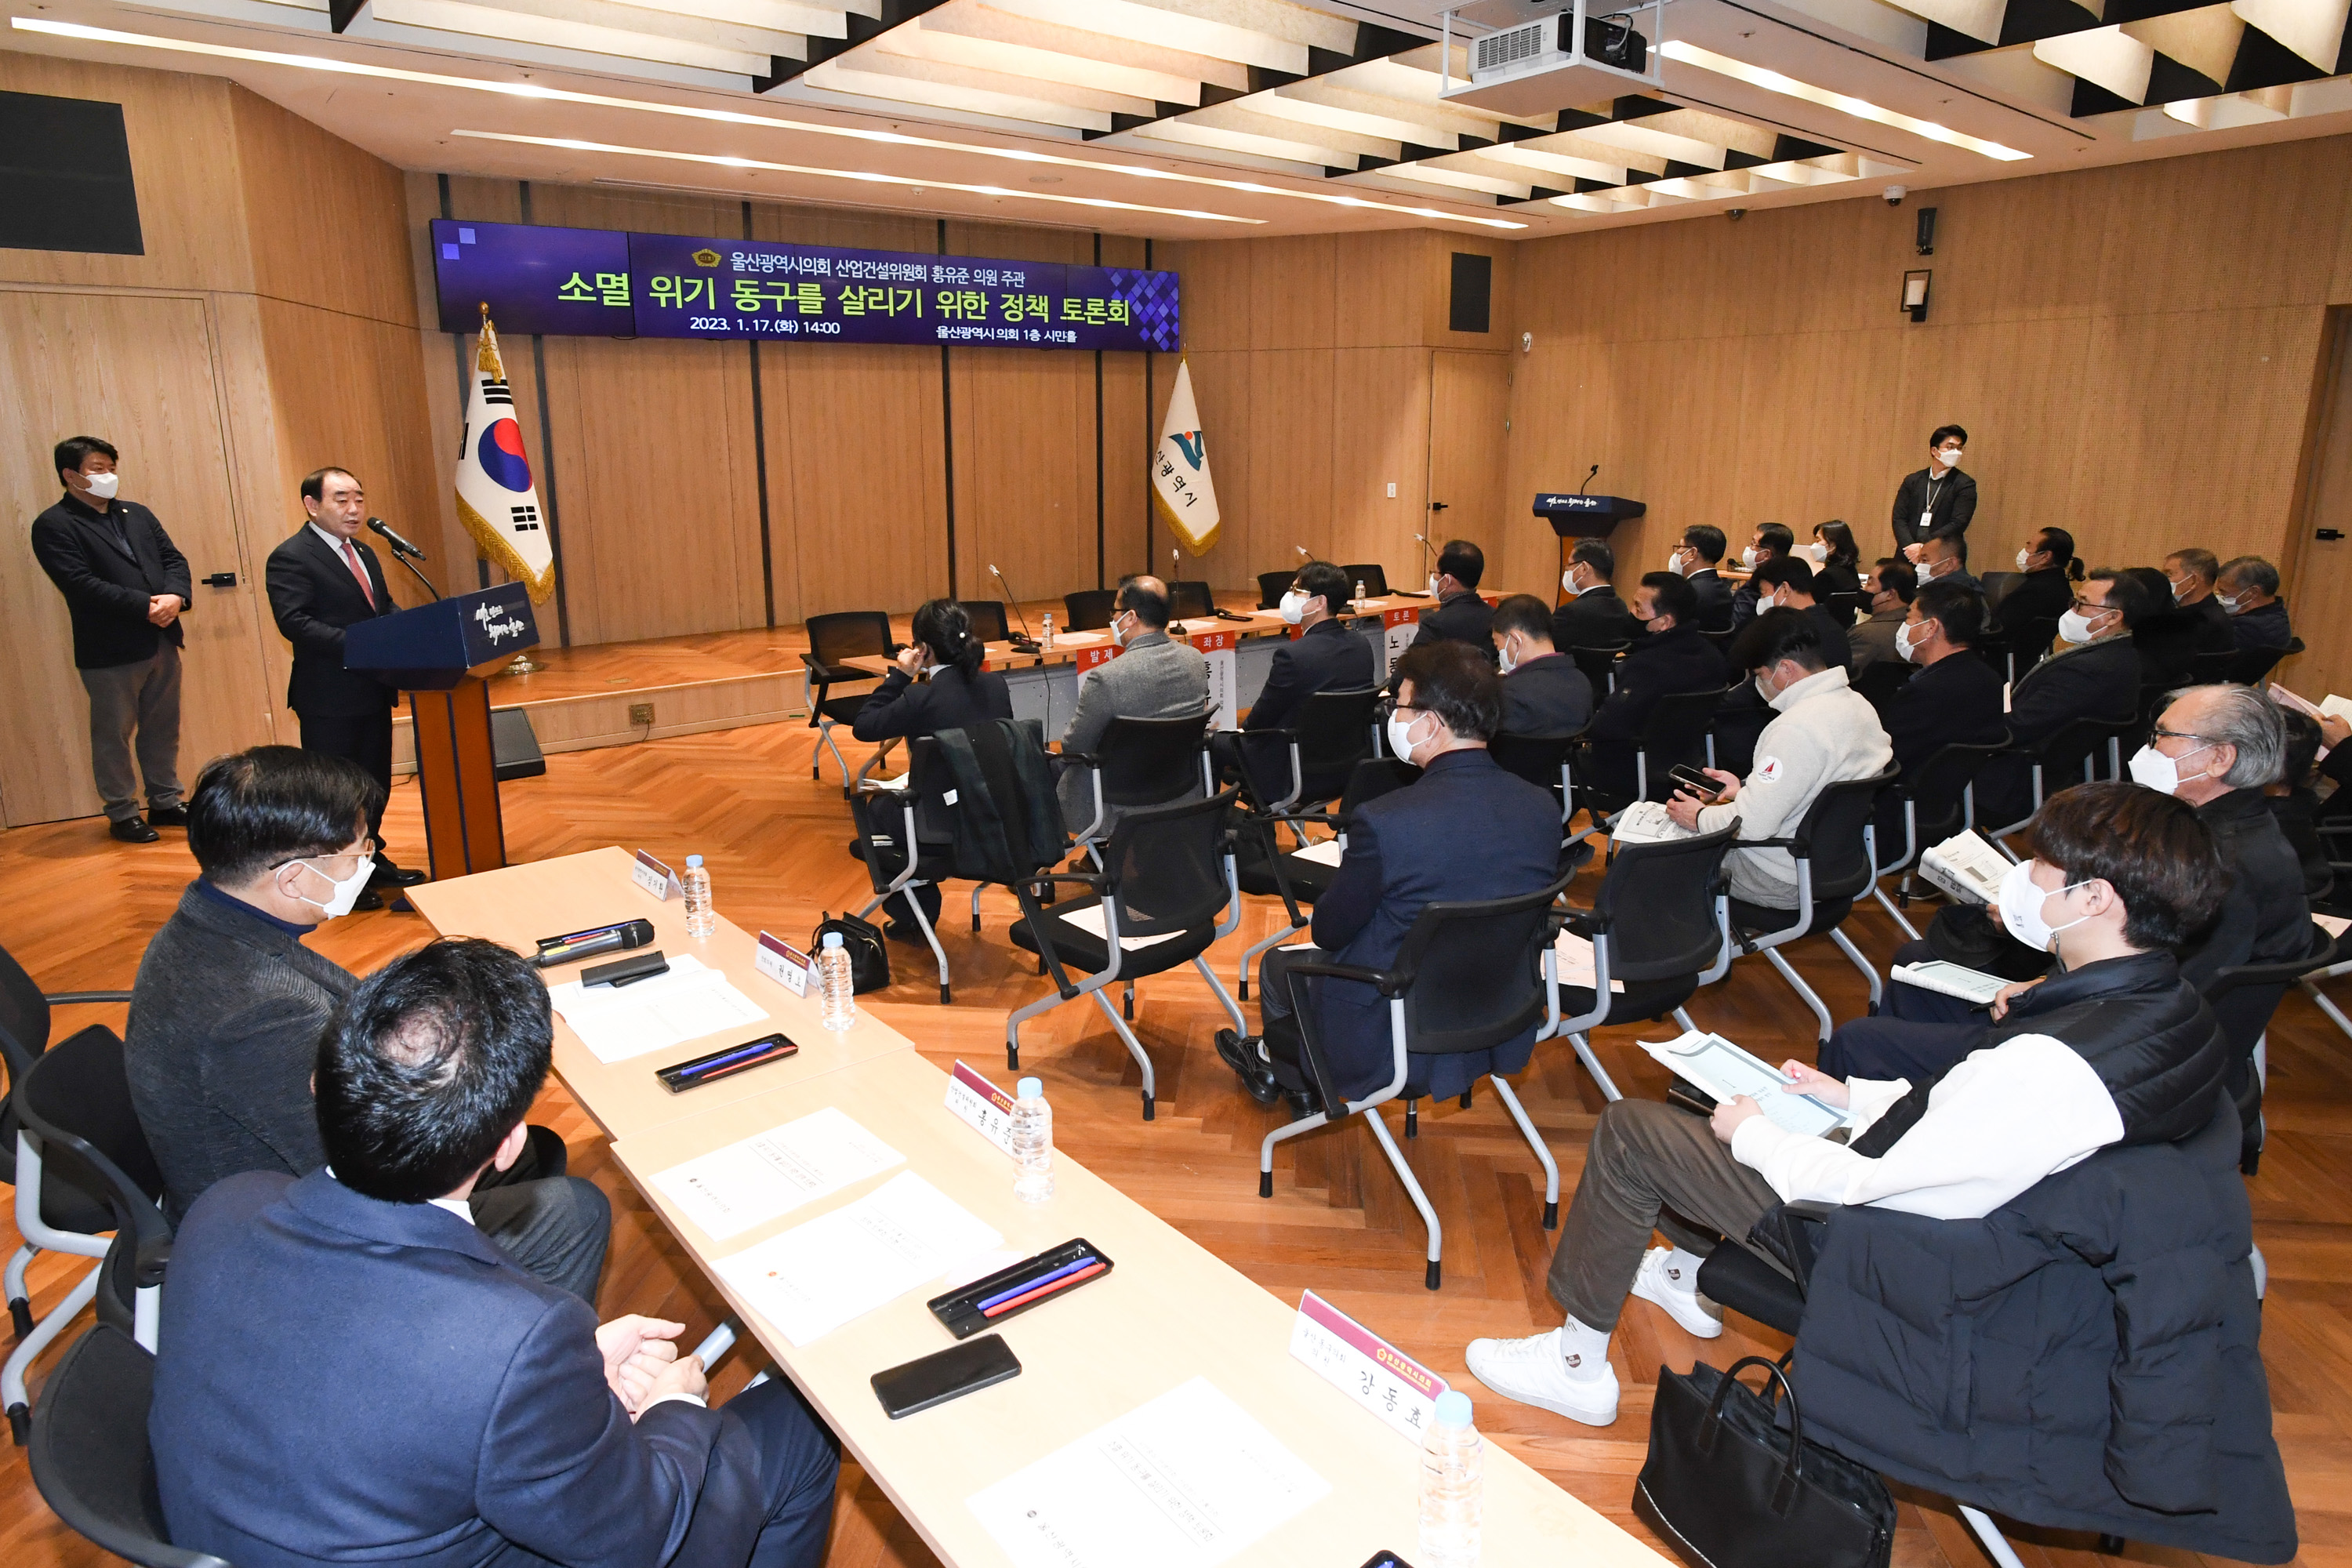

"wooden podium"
[343, 586, 540, 882]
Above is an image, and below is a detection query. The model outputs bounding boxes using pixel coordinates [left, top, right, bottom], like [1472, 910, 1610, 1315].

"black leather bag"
[812, 910, 890, 995]
[1633, 1356, 1894, 1568]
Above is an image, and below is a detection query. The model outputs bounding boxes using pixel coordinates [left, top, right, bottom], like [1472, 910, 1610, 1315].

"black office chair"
[1258, 871, 1577, 1288]
[1232, 757, 1418, 1000]
[7, 1027, 170, 1444]
[801, 610, 899, 793]
[1257, 571, 1294, 611]
[2225, 636, 2299, 686]
[1826, 590, 1864, 626]
[1868, 734, 2009, 940]
[1719, 765, 1901, 1046]
[1062, 589, 1117, 633]
[1980, 712, 2136, 851]
[27, 1325, 228, 1568]
[1849, 659, 1912, 719]
[1983, 614, 2060, 685]
[1, 942, 132, 1445]
[1062, 713, 1213, 862]
[1575, 686, 1725, 819]
[1487, 733, 1581, 831]
[1008, 791, 1246, 1121]
[2202, 931, 2339, 1175]
[1341, 564, 1389, 600]
[1167, 580, 1214, 621]
[1544, 826, 1737, 1105]
[1566, 641, 1629, 695]
[959, 600, 1013, 645]
[1700, 627, 1737, 659]
[1231, 688, 1380, 817]
[2189, 648, 2239, 687]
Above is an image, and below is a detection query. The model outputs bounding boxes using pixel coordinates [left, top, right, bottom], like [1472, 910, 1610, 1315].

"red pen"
[981, 1261, 1107, 1317]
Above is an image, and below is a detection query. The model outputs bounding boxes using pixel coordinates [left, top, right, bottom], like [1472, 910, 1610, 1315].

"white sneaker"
[1632, 1247, 1724, 1339]
[1464, 1329, 1620, 1427]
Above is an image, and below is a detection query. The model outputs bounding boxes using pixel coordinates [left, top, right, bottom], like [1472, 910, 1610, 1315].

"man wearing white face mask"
[1971, 568, 2155, 829]
[1891, 423, 1976, 562]
[1670, 524, 1734, 631]
[124, 746, 611, 1298]
[1551, 538, 1642, 652]
[31, 434, 194, 843]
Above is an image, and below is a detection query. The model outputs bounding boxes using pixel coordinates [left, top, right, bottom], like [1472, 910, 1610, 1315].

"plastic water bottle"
[816, 931, 855, 1031]
[1355, 577, 1367, 612]
[1419, 1390, 1484, 1567]
[1040, 612, 1054, 651]
[1010, 1077, 1054, 1203]
[681, 854, 715, 938]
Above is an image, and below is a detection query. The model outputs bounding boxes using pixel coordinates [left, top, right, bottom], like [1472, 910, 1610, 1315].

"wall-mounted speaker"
[1449, 252, 1493, 334]
[1915, 207, 1937, 256]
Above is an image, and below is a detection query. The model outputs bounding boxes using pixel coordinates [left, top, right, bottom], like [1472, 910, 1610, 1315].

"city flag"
[454, 316, 556, 603]
[1152, 358, 1221, 557]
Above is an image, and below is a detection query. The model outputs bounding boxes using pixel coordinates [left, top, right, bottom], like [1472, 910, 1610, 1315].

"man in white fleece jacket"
[1465, 781, 2230, 1428]
[1666, 606, 1891, 909]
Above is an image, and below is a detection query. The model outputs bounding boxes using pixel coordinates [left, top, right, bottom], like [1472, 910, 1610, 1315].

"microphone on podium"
[368, 517, 426, 559]
[1577, 463, 1600, 496]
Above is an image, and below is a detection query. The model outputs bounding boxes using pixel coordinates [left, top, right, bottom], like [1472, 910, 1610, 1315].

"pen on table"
[982, 1262, 1107, 1318]
[673, 1038, 791, 1079]
[975, 1255, 1101, 1312]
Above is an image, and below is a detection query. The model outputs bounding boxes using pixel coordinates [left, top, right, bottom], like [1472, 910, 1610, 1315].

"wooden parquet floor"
[3, 719, 2348, 1568]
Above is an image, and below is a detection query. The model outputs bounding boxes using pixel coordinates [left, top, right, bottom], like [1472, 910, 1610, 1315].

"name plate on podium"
[1534, 492, 1646, 538]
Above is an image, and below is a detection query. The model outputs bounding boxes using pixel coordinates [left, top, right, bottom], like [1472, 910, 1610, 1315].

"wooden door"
[2285, 310, 2352, 700]
[1425, 350, 1512, 589]
[0, 290, 277, 826]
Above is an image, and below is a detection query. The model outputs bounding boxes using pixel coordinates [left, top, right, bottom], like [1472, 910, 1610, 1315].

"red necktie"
[340, 539, 375, 608]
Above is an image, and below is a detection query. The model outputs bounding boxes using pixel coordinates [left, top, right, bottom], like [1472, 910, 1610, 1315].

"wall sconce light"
[1901, 269, 1932, 323]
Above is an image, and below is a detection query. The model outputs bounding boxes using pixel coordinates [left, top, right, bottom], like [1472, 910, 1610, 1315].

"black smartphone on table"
[1668, 763, 1723, 801]
[870, 1334, 1022, 1418]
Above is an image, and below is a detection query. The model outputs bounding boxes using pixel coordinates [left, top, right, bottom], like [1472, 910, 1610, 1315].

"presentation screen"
[431, 219, 1179, 352]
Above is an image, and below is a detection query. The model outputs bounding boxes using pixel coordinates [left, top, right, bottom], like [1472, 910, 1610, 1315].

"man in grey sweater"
[124, 746, 609, 1300]
[1056, 575, 1210, 829]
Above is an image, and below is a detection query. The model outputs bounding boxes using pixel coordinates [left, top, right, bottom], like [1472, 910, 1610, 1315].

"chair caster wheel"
[1258, 1171, 1273, 1198]
[1543, 1200, 1559, 1230]
[1425, 1261, 1442, 1291]
[7, 1403, 27, 1446]
[8, 1298, 29, 1340]
[1142, 1091, 1155, 1122]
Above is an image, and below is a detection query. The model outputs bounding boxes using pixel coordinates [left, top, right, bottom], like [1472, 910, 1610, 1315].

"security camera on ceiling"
[1883, 185, 1907, 206]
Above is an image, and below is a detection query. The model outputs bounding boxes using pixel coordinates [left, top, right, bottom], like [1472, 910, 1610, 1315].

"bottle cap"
[822, 931, 844, 949]
[1017, 1076, 1044, 1100]
[1435, 1390, 1473, 1429]
[686, 854, 704, 868]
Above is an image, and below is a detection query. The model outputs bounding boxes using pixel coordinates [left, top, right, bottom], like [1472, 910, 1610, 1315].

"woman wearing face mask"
[1805, 521, 1862, 612]
[851, 598, 1014, 942]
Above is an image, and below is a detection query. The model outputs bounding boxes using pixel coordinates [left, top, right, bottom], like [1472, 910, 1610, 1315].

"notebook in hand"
[1889, 958, 2008, 1006]
[1919, 829, 2008, 906]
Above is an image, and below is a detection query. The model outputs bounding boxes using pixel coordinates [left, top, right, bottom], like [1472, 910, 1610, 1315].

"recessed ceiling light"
[12, 16, 1530, 230]
[1659, 40, 2031, 161]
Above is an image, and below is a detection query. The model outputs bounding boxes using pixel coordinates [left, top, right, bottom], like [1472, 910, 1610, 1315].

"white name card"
[1192, 628, 1239, 732]
[1288, 1288, 1448, 1444]
[632, 849, 682, 901]
[755, 931, 811, 997]
[944, 1059, 1019, 1160]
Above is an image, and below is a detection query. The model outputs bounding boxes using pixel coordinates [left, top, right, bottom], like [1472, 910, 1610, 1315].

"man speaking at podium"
[266, 466, 427, 906]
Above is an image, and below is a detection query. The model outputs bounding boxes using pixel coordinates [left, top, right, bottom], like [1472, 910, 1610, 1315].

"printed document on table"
[713, 1171, 1000, 1346]
[1640, 1029, 1849, 1137]
[652, 1107, 903, 1240]
[967, 1377, 1330, 1568]
[546, 955, 768, 1064]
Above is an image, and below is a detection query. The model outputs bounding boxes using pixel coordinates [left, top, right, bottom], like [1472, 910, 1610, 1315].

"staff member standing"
[31, 436, 194, 844]
[265, 466, 424, 907]
[1890, 424, 1976, 562]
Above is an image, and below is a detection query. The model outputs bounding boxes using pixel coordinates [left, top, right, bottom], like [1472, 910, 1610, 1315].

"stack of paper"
[1611, 800, 1696, 845]
[1639, 1029, 1849, 1137]
[713, 1171, 1000, 1345]
[652, 1107, 903, 1240]
[546, 956, 768, 1064]
[967, 1377, 1330, 1568]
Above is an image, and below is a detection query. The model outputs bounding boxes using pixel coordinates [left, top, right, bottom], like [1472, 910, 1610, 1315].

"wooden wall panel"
[232, 88, 416, 328]
[1249, 237, 1338, 351]
[1329, 347, 1433, 583]
[0, 54, 249, 294]
[2286, 313, 2352, 695]
[949, 350, 1095, 601]
[769, 342, 949, 619]
[1425, 349, 1509, 583]
[1247, 350, 1337, 570]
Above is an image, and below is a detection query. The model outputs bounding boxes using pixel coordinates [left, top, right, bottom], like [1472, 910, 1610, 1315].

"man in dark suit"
[1551, 539, 1642, 652]
[30, 434, 194, 843]
[1973, 568, 2157, 827]
[1407, 538, 1494, 658]
[1490, 593, 1592, 737]
[1215, 643, 1559, 1114]
[151, 938, 840, 1568]
[2161, 549, 2238, 656]
[1671, 524, 1734, 632]
[1849, 557, 1916, 675]
[2219, 555, 2293, 651]
[1581, 572, 1724, 801]
[1871, 579, 2007, 851]
[1212, 559, 1377, 797]
[1890, 423, 1976, 560]
[1741, 557, 1850, 670]
[1992, 526, 2079, 631]
[265, 466, 423, 904]
[1728, 523, 1792, 630]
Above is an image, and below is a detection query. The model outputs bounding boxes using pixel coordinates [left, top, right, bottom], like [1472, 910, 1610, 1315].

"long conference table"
[411, 847, 1665, 1568]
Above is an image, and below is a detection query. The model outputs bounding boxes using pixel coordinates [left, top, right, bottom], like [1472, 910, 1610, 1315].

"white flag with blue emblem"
[1152, 358, 1221, 557]
[454, 316, 555, 603]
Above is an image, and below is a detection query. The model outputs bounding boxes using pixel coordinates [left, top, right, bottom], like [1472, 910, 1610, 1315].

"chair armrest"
[1736, 835, 1808, 854]
[1554, 906, 1608, 940]
[134, 1229, 173, 1290]
[44, 990, 132, 1005]
[1277, 958, 1410, 998]
[1010, 876, 1108, 1000]
[1021, 872, 1110, 895]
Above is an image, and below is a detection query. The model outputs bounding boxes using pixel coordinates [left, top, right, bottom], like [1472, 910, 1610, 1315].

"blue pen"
[672, 1038, 794, 1081]
[976, 1255, 1098, 1312]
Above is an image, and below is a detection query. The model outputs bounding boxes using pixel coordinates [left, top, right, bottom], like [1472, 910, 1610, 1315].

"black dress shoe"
[110, 816, 160, 844]
[1283, 1087, 1325, 1123]
[354, 887, 384, 912]
[1215, 1029, 1281, 1106]
[370, 862, 428, 887]
[884, 920, 928, 946]
[145, 804, 189, 828]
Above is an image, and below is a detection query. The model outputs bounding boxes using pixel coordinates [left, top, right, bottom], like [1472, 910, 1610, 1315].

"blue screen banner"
[433, 220, 1178, 352]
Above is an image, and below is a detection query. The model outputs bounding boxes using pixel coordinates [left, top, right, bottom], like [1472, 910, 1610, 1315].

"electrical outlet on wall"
[1386, 482, 1397, 498]
[629, 702, 655, 727]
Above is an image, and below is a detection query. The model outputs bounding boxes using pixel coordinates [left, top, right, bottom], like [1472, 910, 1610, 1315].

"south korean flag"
[453, 315, 556, 604]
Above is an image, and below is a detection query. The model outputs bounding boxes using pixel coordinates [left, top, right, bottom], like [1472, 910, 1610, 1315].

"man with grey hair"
[1054, 573, 1209, 828]
[2217, 555, 2292, 652]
